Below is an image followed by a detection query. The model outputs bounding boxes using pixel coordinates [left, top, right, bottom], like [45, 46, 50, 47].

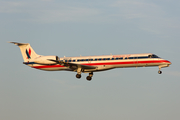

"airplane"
[9, 42, 172, 81]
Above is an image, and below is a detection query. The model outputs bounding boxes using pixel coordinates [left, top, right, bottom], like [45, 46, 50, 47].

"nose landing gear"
[158, 70, 162, 74]
[158, 66, 162, 74]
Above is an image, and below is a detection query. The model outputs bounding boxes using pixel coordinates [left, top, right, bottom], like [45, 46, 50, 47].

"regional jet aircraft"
[9, 42, 171, 81]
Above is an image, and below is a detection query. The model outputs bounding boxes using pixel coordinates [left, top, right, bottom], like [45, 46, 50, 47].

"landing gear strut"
[86, 72, 93, 81]
[158, 66, 162, 74]
[76, 68, 82, 79]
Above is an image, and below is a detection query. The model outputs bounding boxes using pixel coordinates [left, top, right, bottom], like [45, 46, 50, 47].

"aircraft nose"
[166, 60, 172, 65]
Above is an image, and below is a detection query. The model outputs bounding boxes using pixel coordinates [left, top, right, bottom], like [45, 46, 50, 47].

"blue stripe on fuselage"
[23, 62, 36, 64]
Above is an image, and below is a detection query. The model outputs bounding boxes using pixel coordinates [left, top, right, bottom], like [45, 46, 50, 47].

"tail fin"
[9, 42, 39, 62]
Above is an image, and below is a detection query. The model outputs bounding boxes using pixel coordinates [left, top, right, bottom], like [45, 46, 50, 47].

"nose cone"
[165, 60, 172, 65]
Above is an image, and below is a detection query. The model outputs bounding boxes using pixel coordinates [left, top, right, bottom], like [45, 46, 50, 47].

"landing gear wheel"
[76, 74, 81, 79]
[158, 70, 162, 74]
[86, 76, 92, 81]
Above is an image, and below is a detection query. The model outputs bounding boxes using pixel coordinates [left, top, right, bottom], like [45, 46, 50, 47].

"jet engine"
[34, 56, 58, 65]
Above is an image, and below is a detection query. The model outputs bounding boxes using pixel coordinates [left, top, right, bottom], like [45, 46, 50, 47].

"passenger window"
[139, 56, 148, 59]
[129, 57, 133, 59]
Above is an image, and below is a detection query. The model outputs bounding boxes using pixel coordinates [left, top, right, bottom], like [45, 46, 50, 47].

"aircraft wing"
[48, 59, 97, 70]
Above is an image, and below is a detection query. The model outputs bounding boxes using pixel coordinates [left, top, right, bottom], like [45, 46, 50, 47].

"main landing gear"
[86, 72, 93, 81]
[76, 68, 82, 79]
[76, 74, 81, 79]
[75, 72, 93, 81]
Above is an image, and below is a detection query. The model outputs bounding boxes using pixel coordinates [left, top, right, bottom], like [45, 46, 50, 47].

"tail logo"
[26, 48, 31, 59]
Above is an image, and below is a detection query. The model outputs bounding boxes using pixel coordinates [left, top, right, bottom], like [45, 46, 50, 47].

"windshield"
[148, 54, 160, 58]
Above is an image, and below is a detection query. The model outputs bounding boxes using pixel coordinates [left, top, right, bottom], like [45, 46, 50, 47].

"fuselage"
[10, 42, 172, 81]
[25, 53, 171, 73]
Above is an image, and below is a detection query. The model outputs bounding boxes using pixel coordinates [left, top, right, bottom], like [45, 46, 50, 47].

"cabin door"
[88, 58, 92, 63]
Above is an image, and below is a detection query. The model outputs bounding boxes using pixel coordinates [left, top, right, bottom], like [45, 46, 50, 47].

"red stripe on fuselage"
[83, 60, 171, 66]
[33, 65, 65, 69]
[31, 59, 171, 69]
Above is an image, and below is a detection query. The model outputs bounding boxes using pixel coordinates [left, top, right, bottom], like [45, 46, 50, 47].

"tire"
[158, 70, 162, 74]
[76, 74, 81, 79]
[86, 76, 92, 81]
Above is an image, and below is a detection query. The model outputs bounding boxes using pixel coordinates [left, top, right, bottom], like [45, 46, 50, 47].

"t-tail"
[9, 42, 39, 62]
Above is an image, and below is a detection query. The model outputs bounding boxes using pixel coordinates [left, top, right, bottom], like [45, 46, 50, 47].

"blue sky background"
[0, 0, 180, 120]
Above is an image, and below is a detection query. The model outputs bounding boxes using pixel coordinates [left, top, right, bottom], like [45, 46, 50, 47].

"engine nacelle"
[34, 56, 58, 64]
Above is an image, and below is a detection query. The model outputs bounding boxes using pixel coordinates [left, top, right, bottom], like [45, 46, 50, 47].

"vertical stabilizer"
[9, 42, 39, 62]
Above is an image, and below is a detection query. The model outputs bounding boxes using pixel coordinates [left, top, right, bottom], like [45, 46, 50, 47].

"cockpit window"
[148, 55, 152, 58]
[148, 54, 160, 58]
[152, 54, 159, 58]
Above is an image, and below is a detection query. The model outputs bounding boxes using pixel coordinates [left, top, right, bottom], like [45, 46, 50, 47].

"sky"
[0, 0, 180, 120]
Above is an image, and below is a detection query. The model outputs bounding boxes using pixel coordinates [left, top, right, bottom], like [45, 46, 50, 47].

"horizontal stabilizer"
[8, 42, 29, 46]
